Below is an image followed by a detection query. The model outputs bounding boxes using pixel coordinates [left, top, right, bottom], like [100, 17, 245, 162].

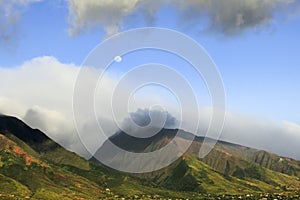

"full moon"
[114, 56, 122, 62]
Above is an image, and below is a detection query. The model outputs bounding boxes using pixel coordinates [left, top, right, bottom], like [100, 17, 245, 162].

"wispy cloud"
[0, 0, 42, 51]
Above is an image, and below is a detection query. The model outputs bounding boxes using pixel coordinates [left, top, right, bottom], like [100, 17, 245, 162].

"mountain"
[0, 115, 90, 170]
[0, 115, 54, 152]
[94, 128, 300, 195]
[0, 115, 106, 199]
[1, 115, 300, 199]
[0, 115, 211, 199]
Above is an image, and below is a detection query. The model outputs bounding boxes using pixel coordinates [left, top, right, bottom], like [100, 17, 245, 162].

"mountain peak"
[0, 115, 55, 152]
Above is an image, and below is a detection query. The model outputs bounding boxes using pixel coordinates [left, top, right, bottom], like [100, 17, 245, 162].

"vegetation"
[1, 115, 300, 199]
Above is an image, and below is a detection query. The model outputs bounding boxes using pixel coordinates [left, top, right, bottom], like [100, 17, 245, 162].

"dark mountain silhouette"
[0, 115, 55, 152]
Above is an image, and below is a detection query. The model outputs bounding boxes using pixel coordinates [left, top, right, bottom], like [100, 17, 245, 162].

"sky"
[0, 0, 300, 159]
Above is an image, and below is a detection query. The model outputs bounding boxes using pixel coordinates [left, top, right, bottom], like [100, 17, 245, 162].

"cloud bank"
[67, 0, 298, 36]
[220, 113, 300, 160]
[0, 56, 89, 156]
[1, 56, 300, 160]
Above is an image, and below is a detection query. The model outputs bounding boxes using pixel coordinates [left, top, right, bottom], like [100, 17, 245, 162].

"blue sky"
[1, 0, 299, 123]
[1, 0, 300, 158]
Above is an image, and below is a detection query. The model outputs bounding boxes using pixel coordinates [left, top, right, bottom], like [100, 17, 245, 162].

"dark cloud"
[121, 108, 179, 138]
[68, 0, 299, 36]
[129, 108, 177, 127]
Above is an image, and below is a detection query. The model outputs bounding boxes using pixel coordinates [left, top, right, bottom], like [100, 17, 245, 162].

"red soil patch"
[25, 155, 32, 165]
[13, 146, 25, 155]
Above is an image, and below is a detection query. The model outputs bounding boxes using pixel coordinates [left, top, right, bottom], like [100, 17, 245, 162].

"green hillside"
[1, 115, 300, 199]
[96, 129, 300, 196]
[0, 115, 204, 199]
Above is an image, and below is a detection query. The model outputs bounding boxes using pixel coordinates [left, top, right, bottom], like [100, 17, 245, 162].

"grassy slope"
[131, 135, 300, 195]
[0, 173, 32, 198]
[0, 134, 106, 199]
[0, 133, 199, 199]
[215, 141, 300, 176]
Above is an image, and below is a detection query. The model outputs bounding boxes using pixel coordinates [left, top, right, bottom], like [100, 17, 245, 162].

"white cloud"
[23, 105, 75, 145]
[1, 56, 300, 160]
[0, 56, 169, 156]
[67, 0, 298, 36]
[220, 113, 300, 160]
[0, 56, 89, 155]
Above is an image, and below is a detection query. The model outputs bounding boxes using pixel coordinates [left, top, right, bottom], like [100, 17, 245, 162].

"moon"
[114, 56, 122, 62]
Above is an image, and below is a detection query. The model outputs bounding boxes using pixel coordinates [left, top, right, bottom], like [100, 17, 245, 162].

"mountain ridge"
[93, 128, 300, 194]
[0, 115, 55, 152]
